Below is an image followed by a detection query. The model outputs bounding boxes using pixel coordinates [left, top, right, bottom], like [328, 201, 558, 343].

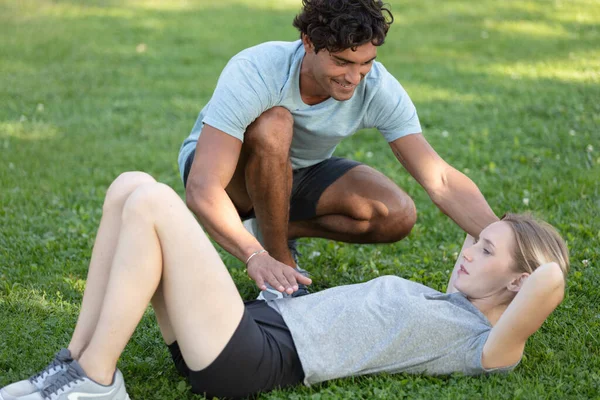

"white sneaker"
[19, 360, 130, 400]
[0, 349, 72, 400]
[242, 218, 264, 245]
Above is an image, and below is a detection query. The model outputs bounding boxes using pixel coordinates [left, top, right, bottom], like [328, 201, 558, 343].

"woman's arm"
[481, 262, 566, 369]
[446, 234, 475, 293]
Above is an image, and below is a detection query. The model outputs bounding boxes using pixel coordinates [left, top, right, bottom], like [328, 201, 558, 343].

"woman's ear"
[507, 272, 530, 292]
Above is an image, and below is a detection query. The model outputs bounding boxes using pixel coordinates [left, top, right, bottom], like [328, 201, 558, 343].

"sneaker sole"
[257, 288, 287, 301]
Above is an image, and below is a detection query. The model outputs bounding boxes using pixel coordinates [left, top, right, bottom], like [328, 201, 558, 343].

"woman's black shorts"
[167, 300, 304, 399]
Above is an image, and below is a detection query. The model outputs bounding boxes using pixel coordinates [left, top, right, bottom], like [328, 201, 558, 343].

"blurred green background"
[1, 0, 599, 398]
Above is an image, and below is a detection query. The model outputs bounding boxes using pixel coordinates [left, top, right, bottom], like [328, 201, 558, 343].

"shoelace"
[41, 366, 84, 399]
[288, 240, 311, 297]
[288, 239, 302, 265]
[29, 357, 66, 383]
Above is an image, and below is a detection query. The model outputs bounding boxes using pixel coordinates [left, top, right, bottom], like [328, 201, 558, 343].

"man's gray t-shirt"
[268, 276, 515, 386]
[178, 40, 421, 177]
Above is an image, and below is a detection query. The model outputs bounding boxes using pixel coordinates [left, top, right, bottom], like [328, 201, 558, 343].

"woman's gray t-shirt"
[269, 275, 515, 386]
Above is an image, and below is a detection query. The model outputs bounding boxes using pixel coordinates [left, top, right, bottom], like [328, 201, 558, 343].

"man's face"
[303, 37, 378, 101]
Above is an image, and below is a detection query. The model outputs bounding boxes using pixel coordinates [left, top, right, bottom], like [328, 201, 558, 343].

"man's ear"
[507, 272, 530, 292]
[301, 33, 315, 53]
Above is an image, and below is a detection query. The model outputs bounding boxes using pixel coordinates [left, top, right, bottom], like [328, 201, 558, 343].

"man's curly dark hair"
[293, 0, 394, 54]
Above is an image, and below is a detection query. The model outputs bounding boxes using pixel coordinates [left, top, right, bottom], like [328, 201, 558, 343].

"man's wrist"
[245, 249, 268, 266]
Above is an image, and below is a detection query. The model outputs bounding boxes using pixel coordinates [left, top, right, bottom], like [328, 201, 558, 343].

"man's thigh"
[184, 151, 396, 222]
[289, 157, 362, 221]
[308, 161, 413, 221]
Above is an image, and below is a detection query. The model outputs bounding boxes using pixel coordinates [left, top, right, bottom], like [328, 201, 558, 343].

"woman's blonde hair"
[501, 213, 569, 278]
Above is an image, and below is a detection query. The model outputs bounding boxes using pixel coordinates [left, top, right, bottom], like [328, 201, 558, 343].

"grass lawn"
[1, 0, 599, 398]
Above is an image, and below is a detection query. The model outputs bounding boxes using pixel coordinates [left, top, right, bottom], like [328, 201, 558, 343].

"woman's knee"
[244, 107, 293, 156]
[121, 182, 180, 222]
[104, 172, 156, 211]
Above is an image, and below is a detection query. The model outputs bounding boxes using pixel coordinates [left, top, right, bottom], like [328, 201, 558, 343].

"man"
[179, 0, 498, 298]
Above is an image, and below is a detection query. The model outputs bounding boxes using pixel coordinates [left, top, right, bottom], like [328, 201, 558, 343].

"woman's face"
[454, 221, 524, 299]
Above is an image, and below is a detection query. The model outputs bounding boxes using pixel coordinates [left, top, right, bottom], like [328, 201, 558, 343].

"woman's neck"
[469, 297, 510, 326]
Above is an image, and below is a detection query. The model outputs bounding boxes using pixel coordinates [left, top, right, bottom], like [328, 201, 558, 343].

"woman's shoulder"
[372, 275, 440, 293]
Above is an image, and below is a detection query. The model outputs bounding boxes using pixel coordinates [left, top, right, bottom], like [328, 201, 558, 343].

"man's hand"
[247, 253, 312, 295]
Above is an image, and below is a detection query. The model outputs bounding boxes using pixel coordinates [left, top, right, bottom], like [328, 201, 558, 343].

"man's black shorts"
[182, 149, 361, 221]
[167, 300, 304, 399]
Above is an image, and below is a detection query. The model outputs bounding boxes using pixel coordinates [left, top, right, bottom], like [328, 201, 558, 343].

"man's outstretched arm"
[186, 124, 310, 294]
[186, 124, 262, 261]
[389, 133, 498, 237]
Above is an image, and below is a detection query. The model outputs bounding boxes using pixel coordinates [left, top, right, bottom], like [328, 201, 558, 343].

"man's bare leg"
[221, 109, 414, 261]
[224, 107, 295, 267]
[288, 165, 417, 243]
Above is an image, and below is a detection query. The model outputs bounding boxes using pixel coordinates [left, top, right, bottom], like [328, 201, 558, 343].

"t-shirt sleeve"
[202, 58, 275, 142]
[368, 70, 422, 143]
[466, 331, 521, 375]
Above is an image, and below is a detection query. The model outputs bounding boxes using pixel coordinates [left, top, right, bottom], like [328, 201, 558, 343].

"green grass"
[1, 0, 599, 398]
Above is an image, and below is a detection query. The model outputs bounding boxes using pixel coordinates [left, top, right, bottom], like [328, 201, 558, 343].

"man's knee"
[373, 196, 417, 243]
[244, 107, 293, 156]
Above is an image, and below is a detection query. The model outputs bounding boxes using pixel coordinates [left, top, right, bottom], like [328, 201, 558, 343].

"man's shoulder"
[361, 61, 410, 102]
[364, 61, 396, 86]
[232, 40, 303, 67]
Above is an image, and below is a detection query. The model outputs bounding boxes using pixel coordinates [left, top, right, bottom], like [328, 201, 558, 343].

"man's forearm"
[186, 183, 263, 262]
[431, 168, 498, 237]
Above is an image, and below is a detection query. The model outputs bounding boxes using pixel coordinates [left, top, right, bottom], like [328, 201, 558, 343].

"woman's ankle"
[77, 352, 116, 386]
[67, 343, 84, 360]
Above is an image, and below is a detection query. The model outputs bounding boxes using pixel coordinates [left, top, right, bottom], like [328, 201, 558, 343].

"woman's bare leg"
[68, 172, 158, 358]
[150, 283, 176, 345]
[77, 182, 245, 384]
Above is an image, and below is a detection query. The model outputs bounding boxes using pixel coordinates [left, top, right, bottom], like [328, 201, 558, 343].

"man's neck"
[299, 56, 330, 105]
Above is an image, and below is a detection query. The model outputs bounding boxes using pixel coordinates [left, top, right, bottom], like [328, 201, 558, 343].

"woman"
[0, 172, 569, 400]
